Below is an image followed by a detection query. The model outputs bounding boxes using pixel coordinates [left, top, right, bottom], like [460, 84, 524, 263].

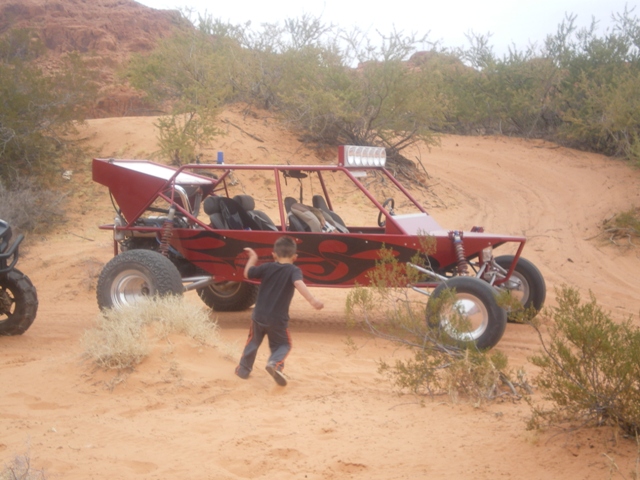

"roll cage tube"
[95, 158, 528, 287]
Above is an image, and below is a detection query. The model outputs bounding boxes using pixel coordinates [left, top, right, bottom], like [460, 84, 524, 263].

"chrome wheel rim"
[502, 271, 530, 306]
[439, 293, 489, 342]
[110, 269, 154, 308]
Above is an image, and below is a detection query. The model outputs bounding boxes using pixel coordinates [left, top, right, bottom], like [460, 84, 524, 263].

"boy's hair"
[274, 236, 297, 258]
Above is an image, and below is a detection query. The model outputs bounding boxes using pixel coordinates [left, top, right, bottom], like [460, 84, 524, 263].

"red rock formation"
[0, 0, 190, 117]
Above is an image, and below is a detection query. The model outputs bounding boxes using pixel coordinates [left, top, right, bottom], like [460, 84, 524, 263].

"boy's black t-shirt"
[248, 262, 303, 327]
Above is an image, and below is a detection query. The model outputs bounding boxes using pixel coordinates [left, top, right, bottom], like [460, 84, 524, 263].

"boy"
[235, 236, 323, 386]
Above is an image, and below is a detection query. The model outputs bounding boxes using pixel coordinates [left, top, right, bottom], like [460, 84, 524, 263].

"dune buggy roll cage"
[93, 154, 526, 289]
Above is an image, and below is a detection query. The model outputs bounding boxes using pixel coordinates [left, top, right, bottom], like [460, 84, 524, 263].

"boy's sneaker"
[235, 366, 250, 379]
[265, 364, 287, 386]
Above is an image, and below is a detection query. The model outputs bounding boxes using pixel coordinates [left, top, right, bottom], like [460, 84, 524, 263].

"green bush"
[0, 30, 94, 182]
[128, 8, 640, 164]
[346, 244, 527, 402]
[599, 207, 640, 246]
[528, 286, 640, 436]
[550, 12, 640, 161]
[127, 24, 229, 164]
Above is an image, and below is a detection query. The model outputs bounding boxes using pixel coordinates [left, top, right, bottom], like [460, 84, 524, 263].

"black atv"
[0, 219, 38, 335]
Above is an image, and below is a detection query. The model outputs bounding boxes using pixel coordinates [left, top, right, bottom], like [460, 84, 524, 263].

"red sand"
[2, 106, 640, 479]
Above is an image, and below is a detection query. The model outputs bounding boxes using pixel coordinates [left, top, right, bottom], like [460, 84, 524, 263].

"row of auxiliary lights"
[338, 145, 386, 168]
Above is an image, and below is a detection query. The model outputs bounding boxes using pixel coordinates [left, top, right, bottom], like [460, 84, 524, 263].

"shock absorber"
[449, 230, 469, 275]
[159, 205, 175, 257]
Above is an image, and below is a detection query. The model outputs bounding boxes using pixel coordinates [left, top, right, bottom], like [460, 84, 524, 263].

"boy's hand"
[293, 280, 324, 310]
[243, 248, 258, 279]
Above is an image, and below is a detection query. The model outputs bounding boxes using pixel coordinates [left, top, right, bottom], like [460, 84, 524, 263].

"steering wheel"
[377, 198, 395, 227]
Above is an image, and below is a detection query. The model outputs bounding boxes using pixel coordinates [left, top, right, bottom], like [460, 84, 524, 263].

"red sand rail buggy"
[92, 146, 545, 349]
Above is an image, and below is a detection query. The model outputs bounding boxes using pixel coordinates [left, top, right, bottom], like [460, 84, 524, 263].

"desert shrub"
[82, 308, 149, 370]
[130, 14, 442, 176]
[443, 33, 561, 137]
[441, 9, 640, 162]
[136, 295, 217, 343]
[346, 243, 527, 402]
[274, 27, 445, 171]
[528, 286, 640, 436]
[0, 450, 46, 480]
[550, 10, 640, 161]
[599, 207, 640, 246]
[0, 30, 94, 182]
[83, 296, 218, 370]
[131, 8, 640, 163]
[127, 24, 228, 164]
[0, 177, 66, 234]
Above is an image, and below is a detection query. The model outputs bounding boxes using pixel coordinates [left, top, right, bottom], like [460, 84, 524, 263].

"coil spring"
[159, 205, 175, 257]
[450, 230, 469, 275]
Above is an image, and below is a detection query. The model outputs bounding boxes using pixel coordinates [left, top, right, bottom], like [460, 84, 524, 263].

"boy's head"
[273, 236, 297, 260]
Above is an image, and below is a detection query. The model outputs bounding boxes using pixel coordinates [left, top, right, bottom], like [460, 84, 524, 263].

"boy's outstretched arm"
[294, 279, 324, 310]
[243, 248, 258, 279]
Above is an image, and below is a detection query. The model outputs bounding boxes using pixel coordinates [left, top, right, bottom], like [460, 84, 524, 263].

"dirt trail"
[2, 108, 640, 479]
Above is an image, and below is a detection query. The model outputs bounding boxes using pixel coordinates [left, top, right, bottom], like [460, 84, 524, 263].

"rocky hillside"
[0, 0, 183, 54]
[0, 0, 187, 116]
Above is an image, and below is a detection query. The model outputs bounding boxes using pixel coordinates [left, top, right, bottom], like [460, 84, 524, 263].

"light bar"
[338, 145, 386, 168]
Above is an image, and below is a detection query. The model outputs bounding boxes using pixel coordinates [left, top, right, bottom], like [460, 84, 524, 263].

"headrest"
[284, 197, 298, 213]
[203, 196, 222, 215]
[312, 195, 329, 212]
[290, 203, 324, 232]
[232, 194, 255, 211]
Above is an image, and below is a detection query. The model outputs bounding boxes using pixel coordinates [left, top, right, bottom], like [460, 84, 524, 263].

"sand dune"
[2, 106, 640, 479]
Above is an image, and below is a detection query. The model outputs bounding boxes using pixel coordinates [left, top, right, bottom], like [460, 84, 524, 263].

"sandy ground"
[2, 106, 640, 479]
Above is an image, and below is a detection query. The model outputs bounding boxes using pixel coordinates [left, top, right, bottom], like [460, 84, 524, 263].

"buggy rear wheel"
[197, 281, 258, 312]
[96, 250, 183, 310]
[426, 276, 507, 350]
[493, 255, 546, 321]
[0, 269, 38, 335]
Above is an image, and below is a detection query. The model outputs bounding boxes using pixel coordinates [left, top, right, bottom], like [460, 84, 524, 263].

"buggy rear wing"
[92, 158, 217, 223]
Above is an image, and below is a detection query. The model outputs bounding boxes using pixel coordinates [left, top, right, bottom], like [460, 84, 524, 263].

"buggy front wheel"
[426, 276, 507, 350]
[493, 255, 546, 321]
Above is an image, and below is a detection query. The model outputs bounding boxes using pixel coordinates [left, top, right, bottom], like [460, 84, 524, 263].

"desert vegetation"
[0, 29, 95, 182]
[598, 207, 640, 246]
[528, 286, 640, 437]
[1, 8, 639, 230]
[123, 8, 640, 169]
[0, 450, 46, 480]
[82, 296, 223, 370]
[346, 247, 640, 440]
[346, 246, 530, 403]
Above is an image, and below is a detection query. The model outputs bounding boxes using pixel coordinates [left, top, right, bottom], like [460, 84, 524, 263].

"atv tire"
[97, 249, 183, 310]
[0, 269, 38, 335]
[197, 281, 258, 312]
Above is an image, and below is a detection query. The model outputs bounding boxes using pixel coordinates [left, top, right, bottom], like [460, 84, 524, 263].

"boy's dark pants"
[237, 320, 291, 377]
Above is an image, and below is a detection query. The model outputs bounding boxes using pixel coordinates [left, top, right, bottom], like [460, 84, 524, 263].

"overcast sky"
[135, 0, 635, 56]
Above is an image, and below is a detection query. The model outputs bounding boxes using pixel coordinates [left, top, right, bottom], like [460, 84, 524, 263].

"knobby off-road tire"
[494, 255, 546, 321]
[96, 250, 183, 310]
[426, 276, 507, 350]
[197, 281, 258, 312]
[0, 269, 38, 335]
